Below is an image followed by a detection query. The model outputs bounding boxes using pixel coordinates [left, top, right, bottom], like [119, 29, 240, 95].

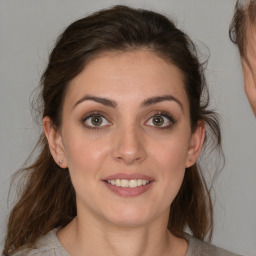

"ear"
[43, 116, 68, 168]
[185, 121, 205, 168]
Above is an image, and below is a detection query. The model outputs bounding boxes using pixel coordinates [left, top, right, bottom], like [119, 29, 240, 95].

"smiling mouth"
[106, 179, 150, 188]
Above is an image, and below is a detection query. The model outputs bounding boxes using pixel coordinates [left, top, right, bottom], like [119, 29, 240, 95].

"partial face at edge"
[242, 24, 256, 116]
[43, 50, 205, 227]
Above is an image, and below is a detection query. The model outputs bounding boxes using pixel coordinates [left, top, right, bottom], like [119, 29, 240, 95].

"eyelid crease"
[155, 111, 176, 123]
[151, 110, 176, 121]
[81, 110, 111, 121]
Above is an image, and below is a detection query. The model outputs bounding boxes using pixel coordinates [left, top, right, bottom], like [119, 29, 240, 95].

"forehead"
[65, 49, 189, 110]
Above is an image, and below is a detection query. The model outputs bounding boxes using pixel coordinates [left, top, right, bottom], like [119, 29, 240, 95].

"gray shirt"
[12, 229, 242, 256]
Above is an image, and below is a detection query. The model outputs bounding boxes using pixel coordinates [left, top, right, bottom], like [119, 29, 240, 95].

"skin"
[43, 49, 205, 256]
[242, 24, 256, 116]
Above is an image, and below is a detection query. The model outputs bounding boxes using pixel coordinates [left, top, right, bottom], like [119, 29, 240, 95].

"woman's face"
[45, 50, 204, 227]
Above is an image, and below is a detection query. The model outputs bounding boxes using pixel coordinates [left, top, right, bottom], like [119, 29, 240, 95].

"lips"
[107, 179, 150, 188]
[102, 173, 154, 197]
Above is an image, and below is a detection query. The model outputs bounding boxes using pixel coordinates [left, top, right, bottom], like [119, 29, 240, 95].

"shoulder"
[185, 234, 243, 256]
[12, 229, 69, 256]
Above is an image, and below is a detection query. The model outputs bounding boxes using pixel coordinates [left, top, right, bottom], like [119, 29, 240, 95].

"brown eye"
[145, 113, 174, 128]
[91, 115, 103, 126]
[83, 114, 110, 128]
[152, 115, 164, 126]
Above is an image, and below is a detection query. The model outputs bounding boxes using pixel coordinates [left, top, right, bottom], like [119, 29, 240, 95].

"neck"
[57, 213, 188, 256]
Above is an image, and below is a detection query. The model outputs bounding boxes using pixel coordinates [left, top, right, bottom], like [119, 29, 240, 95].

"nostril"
[111, 132, 146, 164]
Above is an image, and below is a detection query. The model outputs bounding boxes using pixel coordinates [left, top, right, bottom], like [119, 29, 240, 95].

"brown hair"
[3, 5, 222, 255]
[229, 0, 256, 61]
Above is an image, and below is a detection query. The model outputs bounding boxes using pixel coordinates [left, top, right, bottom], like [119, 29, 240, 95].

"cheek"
[62, 136, 112, 201]
[152, 136, 189, 171]
[161, 147, 187, 186]
[150, 136, 189, 195]
[62, 132, 111, 175]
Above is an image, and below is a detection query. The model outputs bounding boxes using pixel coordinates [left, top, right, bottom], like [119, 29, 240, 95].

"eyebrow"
[142, 95, 183, 111]
[73, 94, 183, 111]
[73, 95, 117, 109]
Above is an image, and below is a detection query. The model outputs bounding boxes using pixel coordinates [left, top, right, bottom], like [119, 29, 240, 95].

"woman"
[229, 0, 256, 116]
[3, 5, 240, 256]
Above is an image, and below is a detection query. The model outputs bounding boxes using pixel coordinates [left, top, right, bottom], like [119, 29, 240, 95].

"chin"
[102, 204, 167, 228]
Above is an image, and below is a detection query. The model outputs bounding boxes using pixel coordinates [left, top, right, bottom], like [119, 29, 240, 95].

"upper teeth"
[107, 179, 150, 188]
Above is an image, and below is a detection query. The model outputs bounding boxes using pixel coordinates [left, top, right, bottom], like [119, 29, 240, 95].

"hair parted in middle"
[3, 5, 223, 255]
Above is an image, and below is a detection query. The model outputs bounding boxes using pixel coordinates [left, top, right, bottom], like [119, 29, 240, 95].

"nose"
[112, 124, 146, 165]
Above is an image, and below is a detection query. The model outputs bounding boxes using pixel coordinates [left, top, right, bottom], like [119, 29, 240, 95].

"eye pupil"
[153, 115, 164, 126]
[91, 115, 102, 126]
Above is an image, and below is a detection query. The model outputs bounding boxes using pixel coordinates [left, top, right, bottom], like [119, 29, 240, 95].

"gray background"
[0, 0, 256, 255]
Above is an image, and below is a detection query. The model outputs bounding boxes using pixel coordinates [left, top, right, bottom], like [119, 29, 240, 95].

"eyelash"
[81, 111, 176, 130]
[145, 111, 176, 129]
[81, 111, 111, 130]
